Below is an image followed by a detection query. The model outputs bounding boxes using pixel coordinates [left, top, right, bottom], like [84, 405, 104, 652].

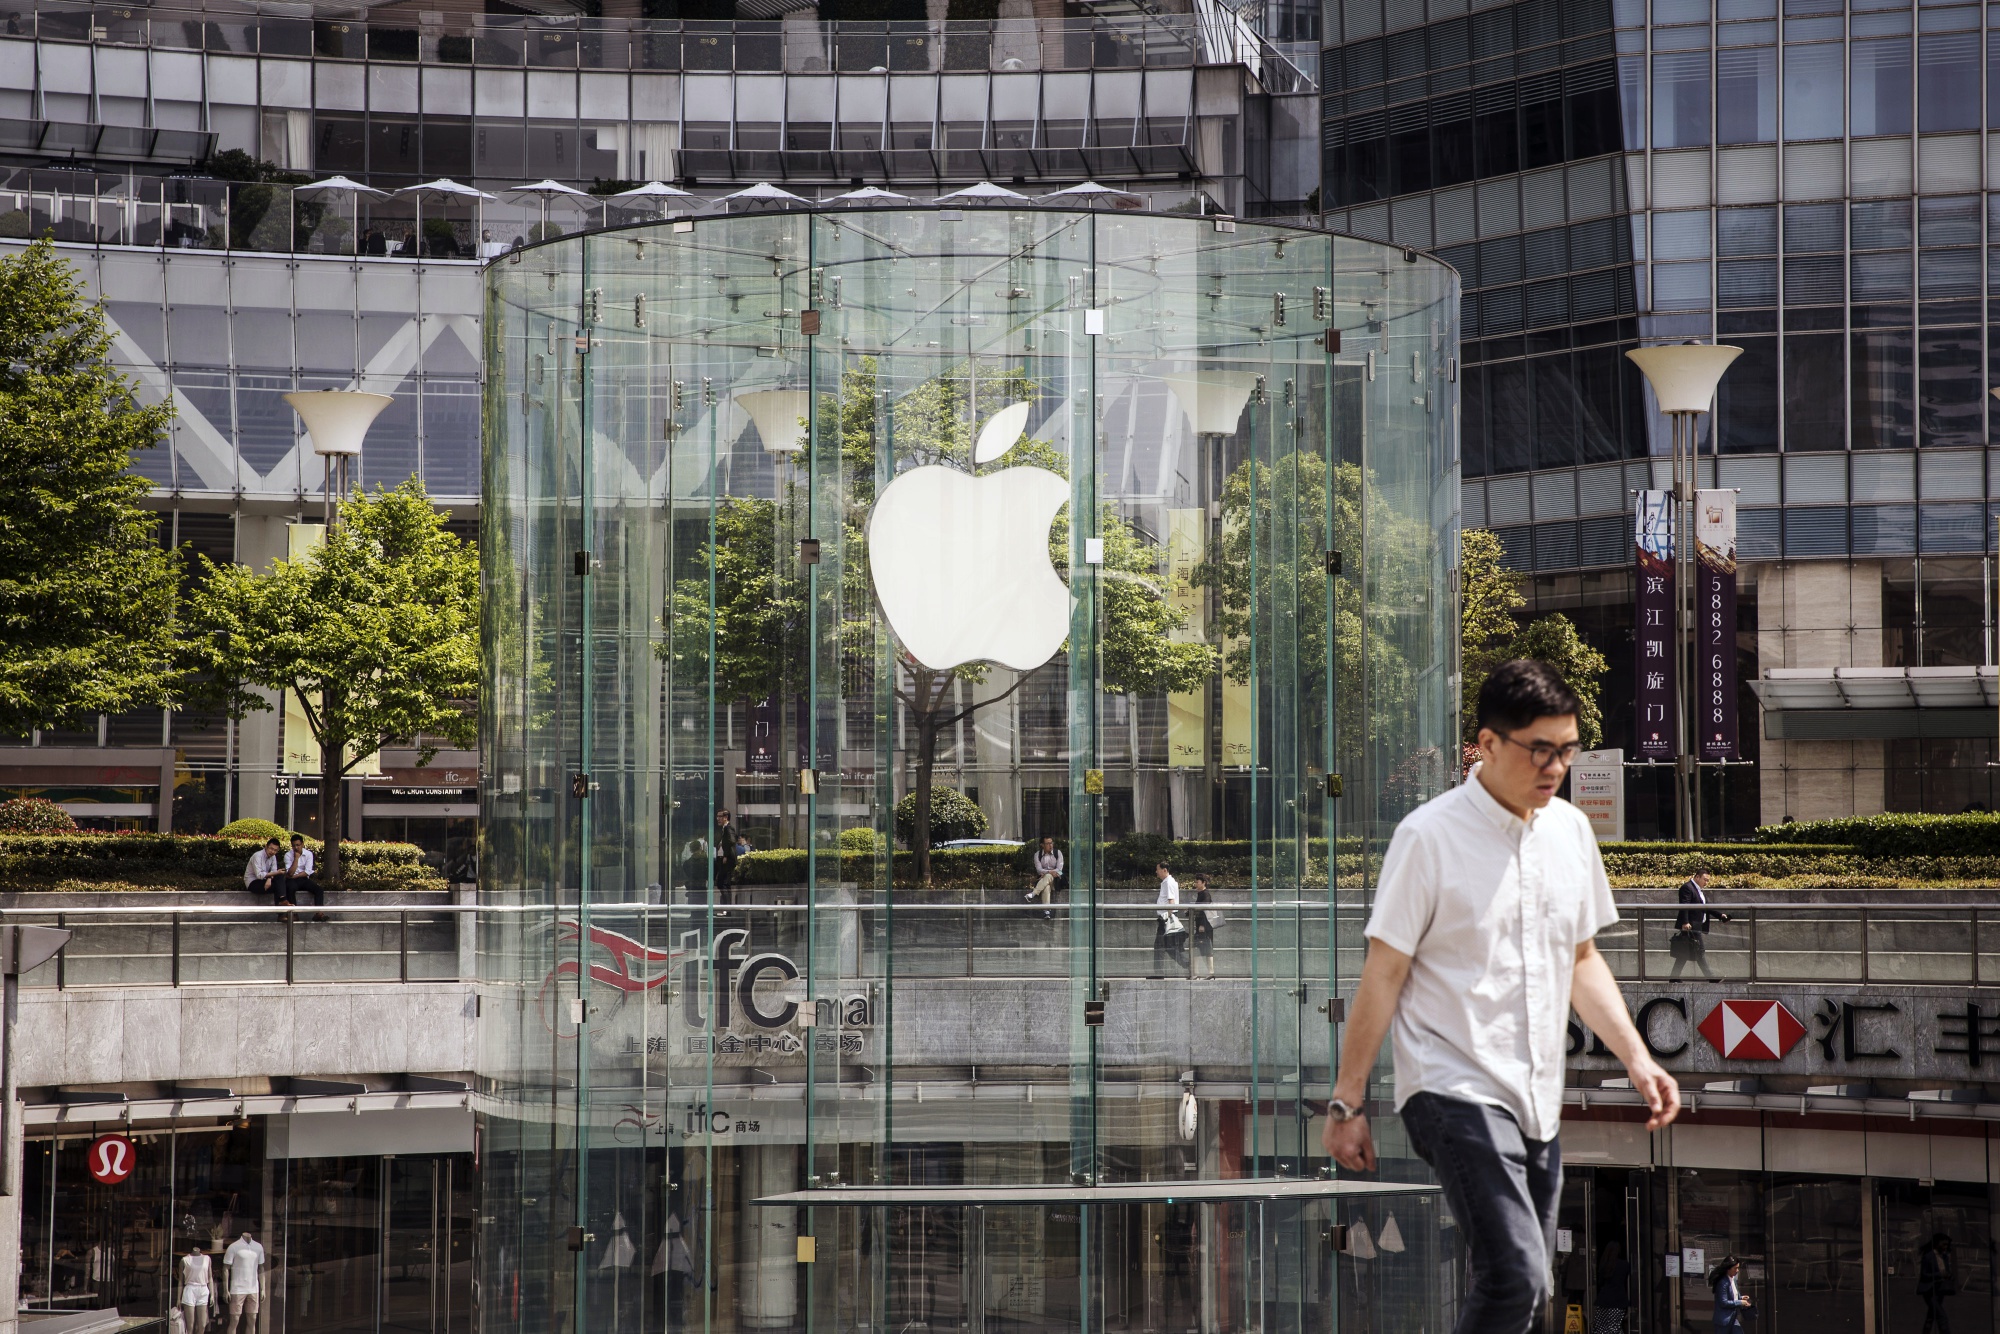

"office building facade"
[1322, 0, 2000, 832]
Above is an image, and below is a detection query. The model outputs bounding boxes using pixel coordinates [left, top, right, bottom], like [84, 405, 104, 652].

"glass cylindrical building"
[478, 207, 1460, 1334]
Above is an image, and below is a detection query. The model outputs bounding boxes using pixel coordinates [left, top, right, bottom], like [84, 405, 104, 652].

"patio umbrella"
[933, 181, 1029, 204]
[292, 176, 388, 255]
[1038, 180, 1144, 209]
[827, 185, 911, 204]
[392, 178, 497, 257]
[504, 178, 598, 240]
[609, 180, 702, 220]
[716, 181, 809, 210]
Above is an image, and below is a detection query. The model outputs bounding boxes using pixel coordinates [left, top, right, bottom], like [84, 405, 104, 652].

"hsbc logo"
[1696, 999, 1806, 1060]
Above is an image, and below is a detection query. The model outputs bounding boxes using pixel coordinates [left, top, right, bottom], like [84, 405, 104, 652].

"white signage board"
[1570, 748, 1625, 842]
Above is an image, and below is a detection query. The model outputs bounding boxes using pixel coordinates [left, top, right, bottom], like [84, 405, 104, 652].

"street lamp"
[285, 390, 393, 529]
[1626, 343, 1742, 843]
[1, 924, 71, 1198]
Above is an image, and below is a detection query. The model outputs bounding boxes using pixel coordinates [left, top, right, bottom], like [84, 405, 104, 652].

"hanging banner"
[1634, 490, 1677, 760]
[746, 697, 778, 773]
[1694, 489, 1739, 761]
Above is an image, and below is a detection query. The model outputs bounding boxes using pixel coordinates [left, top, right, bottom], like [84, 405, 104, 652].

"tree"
[1459, 527, 1609, 747]
[0, 238, 181, 735]
[181, 481, 479, 884]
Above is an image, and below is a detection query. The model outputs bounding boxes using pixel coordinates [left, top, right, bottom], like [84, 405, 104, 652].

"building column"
[0, 1093, 21, 1334]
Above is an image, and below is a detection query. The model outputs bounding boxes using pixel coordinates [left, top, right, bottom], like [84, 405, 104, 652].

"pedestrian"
[1189, 876, 1220, 979]
[179, 1242, 213, 1334]
[1920, 1233, 1956, 1334]
[282, 834, 327, 917]
[221, 1231, 264, 1334]
[1672, 869, 1728, 980]
[1320, 659, 1681, 1334]
[714, 809, 740, 903]
[1592, 1239, 1631, 1334]
[1709, 1257, 1752, 1334]
[244, 838, 284, 903]
[1025, 836, 1064, 917]
[1151, 861, 1188, 978]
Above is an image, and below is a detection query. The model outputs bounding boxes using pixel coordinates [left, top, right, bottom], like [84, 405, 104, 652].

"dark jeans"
[1923, 1290, 1952, 1334]
[281, 876, 323, 907]
[1402, 1092, 1562, 1334]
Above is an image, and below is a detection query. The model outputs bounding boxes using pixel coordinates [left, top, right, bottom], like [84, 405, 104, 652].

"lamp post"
[284, 390, 393, 530]
[1626, 343, 1742, 842]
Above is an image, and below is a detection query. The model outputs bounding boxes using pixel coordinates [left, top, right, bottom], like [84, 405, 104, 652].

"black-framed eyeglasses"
[1494, 731, 1583, 769]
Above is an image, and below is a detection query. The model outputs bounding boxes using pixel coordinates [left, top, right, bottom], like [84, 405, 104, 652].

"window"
[1717, 205, 1778, 254]
[1488, 360, 1532, 474]
[1652, 50, 1711, 146]
[1716, 335, 1778, 451]
[1918, 31, 1980, 131]
[1785, 331, 1846, 444]
[1919, 327, 1983, 448]
[1850, 39, 1914, 136]
[1716, 46, 1776, 142]
[1852, 327, 1916, 449]
[1785, 42, 1848, 138]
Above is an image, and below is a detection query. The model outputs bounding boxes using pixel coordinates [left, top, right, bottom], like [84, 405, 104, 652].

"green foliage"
[0, 833, 444, 892]
[1753, 812, 2000, 857]
[1460, 527, 1609, 747]
[837, 826, 884, 854]
[1104, 831, 1179, 880]
[218, 817, 289, 842]
[0, 798, 77, 833]
[179, 480, 478, 880]
[661, 494, 808, 701]
[893, 787, 989, 847]
[0, 239, 181, 733]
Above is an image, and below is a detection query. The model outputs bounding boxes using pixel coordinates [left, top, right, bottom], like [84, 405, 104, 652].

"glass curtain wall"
[478, 207, 1458, 1334]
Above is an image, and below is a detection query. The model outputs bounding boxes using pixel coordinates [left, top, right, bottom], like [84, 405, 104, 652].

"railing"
[0, 4, 1213, 73]
[1598, 904, 2000, 987]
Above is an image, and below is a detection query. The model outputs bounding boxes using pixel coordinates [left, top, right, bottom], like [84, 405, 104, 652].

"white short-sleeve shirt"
[1363, 764, 1618, 1142]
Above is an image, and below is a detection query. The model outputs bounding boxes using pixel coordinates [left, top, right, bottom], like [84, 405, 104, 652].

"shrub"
[1104, 831, 1178, 880]
[218, 817, 288, 842]
[0, 832, 445, 892]
[1755, 812, 2000, 858]
[893, 788, 988, 847]
[837, 827, 884, 854]
[0, 799, 77, 833]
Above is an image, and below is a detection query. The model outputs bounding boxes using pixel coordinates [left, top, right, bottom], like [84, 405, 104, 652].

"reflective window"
[1717, 45, 1777, 141]
[1919, 30, 1981, 128]
[1851, 38, 1915, 135]
[1652, 49, 1711, 145]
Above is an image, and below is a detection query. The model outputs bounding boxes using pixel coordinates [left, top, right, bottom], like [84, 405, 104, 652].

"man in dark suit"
[1672, 870, 1728, 979]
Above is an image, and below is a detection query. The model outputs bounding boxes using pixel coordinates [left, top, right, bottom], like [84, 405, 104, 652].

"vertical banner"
[747, 697, 778, 773]
[1695, 489, 1739, 761]
[1634, 490, 1677, 760]
[1164, 508, 1208, 767]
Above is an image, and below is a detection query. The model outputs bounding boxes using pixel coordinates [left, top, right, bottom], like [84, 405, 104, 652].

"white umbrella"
[292, 177, 389, 256]
[1039, 180, 1144, 209]
[613, 181, 698, 200]
[391, 178, 496, 258]
[827, 185, 911, 204]
[717, 182, 809, 210]
[933, 181, 1029, 204]
[504, 179, 598, 239]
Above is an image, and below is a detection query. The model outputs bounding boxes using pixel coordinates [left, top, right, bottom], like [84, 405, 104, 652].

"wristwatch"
[1325, 1097, 1363, 1122]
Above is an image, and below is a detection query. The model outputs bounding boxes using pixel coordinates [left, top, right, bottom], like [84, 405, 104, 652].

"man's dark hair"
[265, 838, 281, 848]
[291, 834, 304, 843]
[1476, 659, 1581, 735]
[1156, 861, 1171, 872]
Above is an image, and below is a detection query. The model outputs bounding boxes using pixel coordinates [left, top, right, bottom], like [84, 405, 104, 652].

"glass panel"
[1756, 909, 1865, 980]
[479, 208, 1458, 1334]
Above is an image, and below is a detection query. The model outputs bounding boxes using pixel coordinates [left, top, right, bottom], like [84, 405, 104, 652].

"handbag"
[1161, 911, 1186, 938]
[1669, 931, 1697, 962]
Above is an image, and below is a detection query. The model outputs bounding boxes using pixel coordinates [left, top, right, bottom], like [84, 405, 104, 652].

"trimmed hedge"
[1754, 812, 2000, 858]
[0, 798, 78, 833]
[0, 833, 446, 893]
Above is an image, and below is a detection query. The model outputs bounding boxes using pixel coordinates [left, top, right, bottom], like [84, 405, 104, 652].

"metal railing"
[1599, 904, 2000, 987]
[0, 3, 1210, 72]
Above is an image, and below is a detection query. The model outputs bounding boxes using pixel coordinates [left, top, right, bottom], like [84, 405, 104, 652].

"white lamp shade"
[1625, 345, 1743, 414]
[1159, 370, 1261, 436]
[738, 389, 810, 453]
[285, 390, 393, 457]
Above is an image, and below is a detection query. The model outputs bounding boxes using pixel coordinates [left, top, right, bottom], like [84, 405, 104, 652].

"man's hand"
[1321, 1111, 1377, 1172]
[1627, 1050, 1682, 1130]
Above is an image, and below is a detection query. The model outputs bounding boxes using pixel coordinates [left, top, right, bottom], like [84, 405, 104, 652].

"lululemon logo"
[89, 1133, 135, 1184]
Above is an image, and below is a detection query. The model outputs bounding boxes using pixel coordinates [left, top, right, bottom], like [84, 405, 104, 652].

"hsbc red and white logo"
[1696, 999, 1806, 1060]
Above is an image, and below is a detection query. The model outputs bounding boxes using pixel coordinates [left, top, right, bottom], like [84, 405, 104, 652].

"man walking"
[1672, 870, 1728, 980]
[1321, 659, 1680, 1334]
[713, 809, 740, 904]
[1151, 861, 1186, 978]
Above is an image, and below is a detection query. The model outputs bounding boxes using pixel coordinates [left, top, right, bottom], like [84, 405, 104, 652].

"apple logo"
[866, 400, 1072, 672]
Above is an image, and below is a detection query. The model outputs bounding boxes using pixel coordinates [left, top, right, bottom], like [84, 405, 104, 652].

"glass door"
[1877, 1180, 1992, 1334]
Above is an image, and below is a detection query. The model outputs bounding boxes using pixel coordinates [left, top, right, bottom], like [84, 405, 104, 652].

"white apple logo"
[867, 400, 1072, 672]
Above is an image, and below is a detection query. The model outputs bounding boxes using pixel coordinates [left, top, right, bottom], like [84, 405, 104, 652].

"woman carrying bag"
[1710, 1256, 1752, 1334]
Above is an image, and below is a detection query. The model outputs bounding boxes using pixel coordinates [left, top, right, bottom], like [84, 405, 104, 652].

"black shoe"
[313, 913, 330, 922]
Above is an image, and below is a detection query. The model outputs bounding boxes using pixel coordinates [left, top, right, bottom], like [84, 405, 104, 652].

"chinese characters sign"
[1634, 490, 1676, 759]
[1694, 489, 1738, 761]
